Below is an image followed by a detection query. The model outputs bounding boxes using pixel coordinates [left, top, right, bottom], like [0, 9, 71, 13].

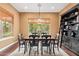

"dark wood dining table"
[23, 38, 57, 55]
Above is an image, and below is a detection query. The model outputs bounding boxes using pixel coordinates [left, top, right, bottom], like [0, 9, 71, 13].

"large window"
[29, 24, 49, 33]
[29, 23, 49, 35]
[0, 18, 13, 39]
[28, 18, 50, 35]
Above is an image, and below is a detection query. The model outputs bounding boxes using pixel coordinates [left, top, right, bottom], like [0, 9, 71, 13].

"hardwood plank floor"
[0, 42, 77, 56]
[61, 46, 76, 56]
[0, 42, 18, 56]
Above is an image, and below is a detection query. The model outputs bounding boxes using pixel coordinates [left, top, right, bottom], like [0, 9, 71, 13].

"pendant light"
[38, 3, 41, 23]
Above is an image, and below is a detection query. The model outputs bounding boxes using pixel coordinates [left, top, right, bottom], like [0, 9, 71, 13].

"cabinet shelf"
[60, 4, 79, 55]
[71, 22, 79, 25]
[68, 14, 78, 19]
[63, 14, 78, 20]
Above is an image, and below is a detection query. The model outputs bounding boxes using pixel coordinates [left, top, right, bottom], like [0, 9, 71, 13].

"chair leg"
[37, 45, 39, 55]
[57, 44, 59, 51]
[53, 42, 55, 55]
[49, 46, 51, 55]
[18, 47, 20, 51]
[24, 43, 27, 54]
[49, 43, 52, 55]
[18, 44, 20, 52]
[41, 45, 43, 55]
[24, 46, 26, 54]
[29, 46, 32, 56]
[47, 46, 49, 53]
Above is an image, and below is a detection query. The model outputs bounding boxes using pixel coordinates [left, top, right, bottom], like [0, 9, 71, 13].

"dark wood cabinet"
[60, 4, 79, 55]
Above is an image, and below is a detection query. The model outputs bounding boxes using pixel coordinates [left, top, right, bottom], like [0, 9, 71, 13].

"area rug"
[10, 47, 69, 56]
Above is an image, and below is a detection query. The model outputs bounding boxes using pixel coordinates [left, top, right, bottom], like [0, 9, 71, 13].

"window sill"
[0, 36, 14, 41]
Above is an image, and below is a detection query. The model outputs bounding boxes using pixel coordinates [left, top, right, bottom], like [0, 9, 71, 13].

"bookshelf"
[60, 4, 79, 55]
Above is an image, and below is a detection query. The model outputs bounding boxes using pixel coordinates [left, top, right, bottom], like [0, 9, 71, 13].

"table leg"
[53, 40, 55, 55]
[24, 41, 27, 54]
[49, 43, 51, 55]
[37, 43, 39, 55]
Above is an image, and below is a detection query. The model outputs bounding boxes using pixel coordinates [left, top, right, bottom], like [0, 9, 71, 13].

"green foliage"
[3, 21, 12, 36]
[29, 23, 49, 34]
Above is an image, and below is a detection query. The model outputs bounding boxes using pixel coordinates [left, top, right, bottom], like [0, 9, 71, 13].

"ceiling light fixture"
[38, 3, 41, 23]
[51, 6, 55, 9]
[24, 6, 28, 9]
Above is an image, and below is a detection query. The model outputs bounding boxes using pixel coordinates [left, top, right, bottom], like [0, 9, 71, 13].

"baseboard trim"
[0, 41, 17, 51]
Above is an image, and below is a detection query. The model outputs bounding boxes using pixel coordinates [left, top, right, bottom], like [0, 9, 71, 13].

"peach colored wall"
[20, 13, 59, 38]
[0, 3, 20, 48]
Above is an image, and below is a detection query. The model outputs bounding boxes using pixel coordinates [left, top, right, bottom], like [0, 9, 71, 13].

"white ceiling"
[11, 3, 68, 12]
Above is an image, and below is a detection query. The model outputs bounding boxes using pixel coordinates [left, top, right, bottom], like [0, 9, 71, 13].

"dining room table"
[23, 38, 57, 55]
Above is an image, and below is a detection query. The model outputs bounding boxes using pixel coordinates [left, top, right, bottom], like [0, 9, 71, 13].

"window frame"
[0, 17, 14, 39]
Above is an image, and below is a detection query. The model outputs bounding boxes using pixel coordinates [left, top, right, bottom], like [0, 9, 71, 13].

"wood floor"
[0, 42, 18, 56]
[0, 42, 77, 56]
[61, 46, 76, 56]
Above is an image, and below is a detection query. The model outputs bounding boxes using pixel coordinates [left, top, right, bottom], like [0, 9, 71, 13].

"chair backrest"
[55, 33, 60, 44]
[18, 34, 24, 45]
[29, 35, 40, 39]
[41, 32, 47, 35]
[41, 35, 51, 44]
[32, 32, 38, 35]
[18, 34, 23, 40]
[29, 35, 40, 45]
[55, 33, 59, 39]
[41, 35, 51, 39]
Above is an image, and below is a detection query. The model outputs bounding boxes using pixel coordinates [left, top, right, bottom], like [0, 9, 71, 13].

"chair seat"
[30, 42, 38, 46]
[20, 41, 25, 44]
[42, 42, 50, 46]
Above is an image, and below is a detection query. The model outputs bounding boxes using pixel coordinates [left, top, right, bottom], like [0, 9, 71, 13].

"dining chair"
[52, 33, 60, 55]
[29, 35, 40, 55]
[32, 32, 38, 35]
[41, 32, 47, 35]
[18, 34, 26, 52]
[54, 33, 60, 51]
[41, 35, 51, 55]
